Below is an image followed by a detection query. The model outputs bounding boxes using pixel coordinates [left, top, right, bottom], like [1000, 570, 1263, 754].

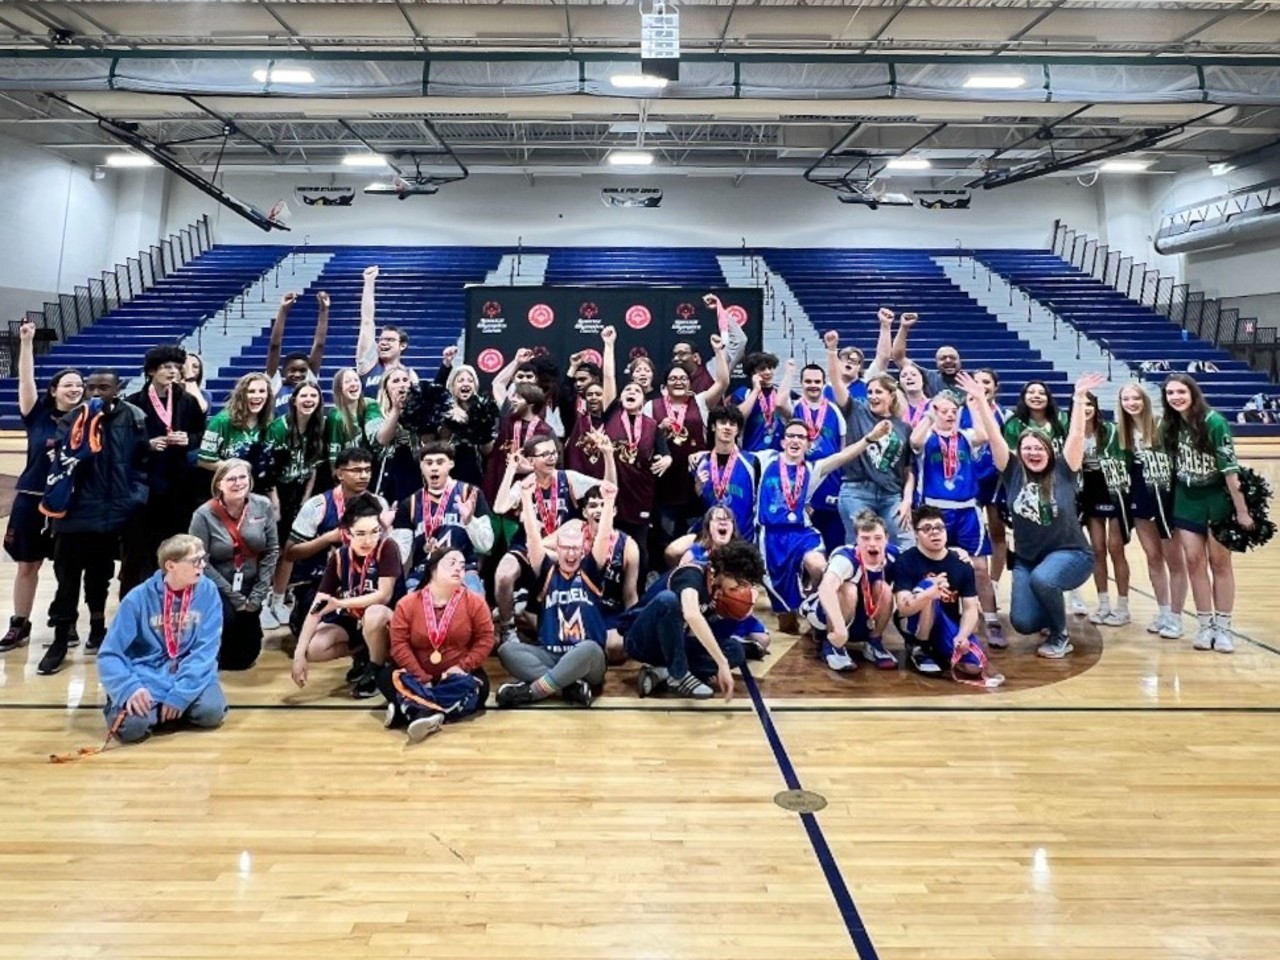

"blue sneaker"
[908, 646, 942, 676]
[821, 638, 856, 673]
[862, 637, 898, 670]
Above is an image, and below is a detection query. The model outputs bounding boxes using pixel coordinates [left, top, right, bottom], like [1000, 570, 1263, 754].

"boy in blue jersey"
[691, 405, 758, 542]
[892, 506, 985, 678]
[731, 352, 793, 452]
[757, 418, 895, 632]
[779, 363, 848, 551]
[800, 511, 898, 672]
[495, 478, 620, 708]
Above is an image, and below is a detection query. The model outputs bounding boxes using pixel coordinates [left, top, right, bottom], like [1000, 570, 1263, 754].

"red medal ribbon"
[420, 586, 464, 661]
[162, 585, 194, 662]
[331, 487, 351, 546]
[534, 477, 560, 535]
[856, 548, 879, 619]
[667, 400, 689, 439]
[209, 498, 252, 571]
[759, 387, 777, 428]
[800, 397, 828, 442]
[511, 415, 541, 454]
[708, 449, 738, 501]
[422, 482, 455, 539]
[620, 412, 643, 459]
[941, 431, 960, 481]
[779, 460, 805, 513]
[148, 385, 174, 433]
[347, 543, 379, 600]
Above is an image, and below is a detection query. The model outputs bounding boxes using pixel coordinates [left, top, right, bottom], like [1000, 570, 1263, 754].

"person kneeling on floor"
[97, 533, 227, 744]
[622, 540, 766, 702]
[383, 547, 495, 744]
[892, 506, 985, 679]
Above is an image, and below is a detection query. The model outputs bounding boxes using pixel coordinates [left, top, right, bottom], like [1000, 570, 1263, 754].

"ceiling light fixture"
[252, 67, 315, 84]
[886, 158, 932, 170]
[608, 150, 655, 166]
[964, 76, 1027, 90]
[610, 74, 669, 90]
[342, 154, 389, 168]
[104, 152, 156, 168]
[1210, 162, 1235, 176]
[1099, 159, 1152, 172]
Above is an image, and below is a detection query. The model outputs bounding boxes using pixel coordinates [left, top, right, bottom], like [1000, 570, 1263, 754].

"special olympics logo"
[625, 305, 651, 330]
[530, 345, 550, 358]
[726, 305, 748, 327]
[482, 300, 502, 319]
[528, 304, 555, 328]
[628, 346, 650, 362]
[579, 348, 603, 367]
[676, 302, 697, 320]
[579, 302, 599, 320]
[477, 348, 504, 373]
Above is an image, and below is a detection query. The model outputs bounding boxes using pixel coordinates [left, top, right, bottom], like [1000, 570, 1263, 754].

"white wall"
[109, 168, 169, 268]
[163, 170, 1103, 250]
[0, 134, 119, 321]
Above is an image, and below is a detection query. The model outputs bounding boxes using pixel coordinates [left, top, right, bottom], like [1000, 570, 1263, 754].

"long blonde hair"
[1116, 384, 1157, 453]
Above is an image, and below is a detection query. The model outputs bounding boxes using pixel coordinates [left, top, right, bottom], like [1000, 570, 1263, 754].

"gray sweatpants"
[498, 642, 607, 688]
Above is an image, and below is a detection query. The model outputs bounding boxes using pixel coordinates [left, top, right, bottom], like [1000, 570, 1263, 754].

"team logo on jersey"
[558, 608, 586, 644]
[1011, 481, 1055, 526]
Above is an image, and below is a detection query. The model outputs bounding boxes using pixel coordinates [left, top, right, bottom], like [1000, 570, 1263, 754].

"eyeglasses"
[182, 553, 209, 567]
[349, 527, 382, 538]
[535, 449, 559, 459]
[916, 523, 947, 534]
[783, 433, 809, 441]
[340, 466, 373, 475]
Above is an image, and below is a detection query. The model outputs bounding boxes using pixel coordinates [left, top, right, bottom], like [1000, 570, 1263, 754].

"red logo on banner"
[477, 348, 504, 373]
[726, 305, 748, 327]
[580, 302, 599, 320]
[482, 300, 502, 319]
[629, 346, 650, 362]
[676, 302, 697, 320]
[580, 349, 603, 367]
[528, 304, 555, 328]
[625, 305, 652, 330]
[530, 345, 550, 358]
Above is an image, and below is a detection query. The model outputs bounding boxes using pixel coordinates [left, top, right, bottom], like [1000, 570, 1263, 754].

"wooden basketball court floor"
[3, 443, 1280, 960]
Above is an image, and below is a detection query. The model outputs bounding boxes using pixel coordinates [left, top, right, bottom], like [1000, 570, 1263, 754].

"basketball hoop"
[267, 200, 292, 226]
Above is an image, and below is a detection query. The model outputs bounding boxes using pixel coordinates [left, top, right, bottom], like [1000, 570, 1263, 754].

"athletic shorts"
[711, 614, 767, 643]
[3, 492, 53, 563]
[1079, 469, 1118, 520]
[320, 612, 368, 652]
[1128, 464, 1174, 539]
[1173, 481, 1232, 534]
[939, 505, 990, 558]
[976, 472, 1006, 508]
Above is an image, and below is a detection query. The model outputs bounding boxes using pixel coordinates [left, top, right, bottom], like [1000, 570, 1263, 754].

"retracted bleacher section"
[976, 250, 1273, 416]
[763, 249, 1068, 405]
[0, 245, 288, 429]
[543, 247, 725, 287]
[205, 247, 504, 403]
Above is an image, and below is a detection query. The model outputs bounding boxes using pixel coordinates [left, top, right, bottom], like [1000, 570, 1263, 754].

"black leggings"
[219, 604, 264, 671]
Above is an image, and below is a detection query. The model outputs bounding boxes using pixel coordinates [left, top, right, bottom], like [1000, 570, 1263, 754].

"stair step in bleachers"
[542, 248, 726, 287]
[977, 250, 1272, 415]
[0, 245, 289, 428]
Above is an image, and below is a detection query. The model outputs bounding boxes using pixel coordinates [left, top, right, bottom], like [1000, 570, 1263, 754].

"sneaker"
[496, 681, 534, 708]
[986, 622, 1008, 650]
[671, 673, 715, 699]
[908, 646, 942, 676]
[1070, 594, 1088, 617]
[1088, 606, 1112, 625]
[383, 702, 400, 729]
[741, 638, 768, 661]
[260, 604, 281, 631]
[1159, 617, 1184, 640]
[561, 679, 595, 708]
[1146, 613, 1168, 634]
[407, 713, 445, 743]
[84, 622, 106, 654]
[37, 637, 70, 676]
[351, 669, 380, 700]
[1192, 626, 1215, 651]
[0, 617, 31, 652]
[270, 595, 292, 625]
[345, 653, 370, 684]
[862, 636, 898, 669]
[1036, 634, 1074, 659]
[1101, 609, 1131, 627]
[1214, 629, 1235, 654]
[637, 666, 670, 698]
[823, 643, 856, 673]
[497, 622, 519, 648]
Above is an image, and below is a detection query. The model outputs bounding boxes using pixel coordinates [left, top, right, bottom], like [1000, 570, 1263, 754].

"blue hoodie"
[98, 572, 223, 712]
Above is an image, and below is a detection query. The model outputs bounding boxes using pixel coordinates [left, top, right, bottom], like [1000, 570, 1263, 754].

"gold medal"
[430, 650, 443, 665]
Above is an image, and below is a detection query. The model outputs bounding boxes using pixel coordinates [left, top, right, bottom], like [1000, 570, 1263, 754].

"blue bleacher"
[764, 249, 1070, 407]
[977, 250, 1273, 415]
[542, 247, 725, 287]
[0, 245, 288, 428]
[205, 246, 505, 404]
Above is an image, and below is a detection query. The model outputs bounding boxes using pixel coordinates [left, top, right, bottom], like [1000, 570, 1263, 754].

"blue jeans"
[106, 681, 227, 744]
[1009, 549, 1094, 638]
[839, 481, 912, 549]
[623, 590, 745, 682]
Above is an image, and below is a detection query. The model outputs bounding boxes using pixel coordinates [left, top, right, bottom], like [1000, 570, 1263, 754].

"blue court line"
[742, 668, 880, 960]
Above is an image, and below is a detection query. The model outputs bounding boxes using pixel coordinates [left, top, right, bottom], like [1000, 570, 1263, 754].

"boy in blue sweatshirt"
[97, 533, 226, 743]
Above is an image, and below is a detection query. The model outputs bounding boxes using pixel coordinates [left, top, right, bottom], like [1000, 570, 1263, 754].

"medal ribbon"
[759, 387, 776, 427]
[422, 482, 455, 539]
[708, 450, 738, 501]
[534, 477, 559, 535]
[162, 585, 194, 661]
[331, 487, 351, 546]
[941, 431, 960, 481]
[620, 412, 643, 460]
[779, 461, 805, 513]
[667, 400, 689, 440]
[856, 548, 880, 619]
[420, 587, 464, 660]
[210, 498, 252, 571]
[148, 385, 174, 433]
[347, 543, 378, 599]
[800, 397, 827, 441]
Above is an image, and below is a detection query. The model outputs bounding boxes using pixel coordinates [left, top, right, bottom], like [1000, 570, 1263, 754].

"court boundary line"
[742, 668, 880, 960]
[1120, 582, 1280, 657]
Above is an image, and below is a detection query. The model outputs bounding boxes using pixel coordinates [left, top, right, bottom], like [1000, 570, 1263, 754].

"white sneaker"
[1070, 593, 1088, 616]
[1214, 629, 1235, 654]
[1192, 626, 1215, 650]
[1036, 634, 1074, 659]
[1088, 606, 1111, 625]
[260, 604, 281, 630]
[497, 623, 519, 647]
[1146, 613, 1169, 634]
[1102, 609, 1131, 627]
[1158, 616, 1184, 640]
[825, 647, 856, 672]
[270, 595, 292, 624]
[407, 713, 445, 743]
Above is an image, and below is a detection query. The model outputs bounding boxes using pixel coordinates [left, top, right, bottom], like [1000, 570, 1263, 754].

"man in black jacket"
[39, 369, 150, 675]
[119, 345, 208, 595]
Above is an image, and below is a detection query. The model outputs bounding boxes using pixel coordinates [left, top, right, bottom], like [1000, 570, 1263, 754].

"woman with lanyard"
[0, 320, 83, 654]
[961, 371, 1104, 659]
[1076, 389, 1134, 627]
[382, 547, 495, 743]
[369, 367, 424, 505]
[1161, 373, 1253, 653]
[198, 372, 275, 479]
[189, 458, 278, 669]
[1116, 383, 1187, 639]
[263, 382, 326, 628]
[291, 493, 403, 699]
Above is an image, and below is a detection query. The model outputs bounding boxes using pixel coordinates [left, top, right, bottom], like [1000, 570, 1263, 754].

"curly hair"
[226, 373, 274, 432]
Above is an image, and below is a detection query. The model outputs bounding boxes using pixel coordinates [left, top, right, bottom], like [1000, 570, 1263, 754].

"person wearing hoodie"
[97, 534, 226, 744]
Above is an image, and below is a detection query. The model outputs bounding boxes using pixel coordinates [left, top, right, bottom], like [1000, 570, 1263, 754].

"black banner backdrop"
[463, 286, 764, 387]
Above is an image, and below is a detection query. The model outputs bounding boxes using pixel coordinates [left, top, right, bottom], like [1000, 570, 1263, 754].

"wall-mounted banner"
[295, 185, 356, 207]
[914, 189, 971, 210]
[601, 187, 663, 208]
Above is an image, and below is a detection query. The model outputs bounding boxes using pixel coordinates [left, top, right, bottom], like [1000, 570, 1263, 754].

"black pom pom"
[1210, 466, 1276, 553]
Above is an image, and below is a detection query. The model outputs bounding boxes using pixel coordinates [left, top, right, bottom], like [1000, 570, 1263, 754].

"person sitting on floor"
[383, 547, 496, 744]
[96, 534, 227, 744]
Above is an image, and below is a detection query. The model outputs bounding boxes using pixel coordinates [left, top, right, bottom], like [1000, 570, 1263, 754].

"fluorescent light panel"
[1210, 162, 1235, 176]
[104, 152, 155, 168]
[886, 158, 931, 170]
[1099, 159, 1152, 172]
[252, 67, 315, 84]
[610, 73, 669, 90]
[342, 154, 389, 168]
[608, 150, 655, 166]
[964, 75, 1027, 90]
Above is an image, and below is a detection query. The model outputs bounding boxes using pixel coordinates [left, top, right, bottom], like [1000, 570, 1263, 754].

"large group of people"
[2, 267, 1259, 746]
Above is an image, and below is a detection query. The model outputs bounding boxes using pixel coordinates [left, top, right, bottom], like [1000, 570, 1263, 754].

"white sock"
[1096, 594, 1111, 611]
[983, 612, 999, 625]
[1196, 611, 1214, 629]
[1213, 613, 1233, 633]
[1157, 604, 1171, 619]
[1115, 596, 1129, 614]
